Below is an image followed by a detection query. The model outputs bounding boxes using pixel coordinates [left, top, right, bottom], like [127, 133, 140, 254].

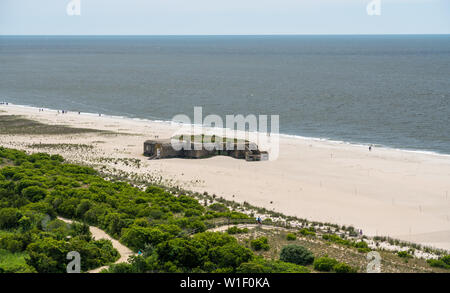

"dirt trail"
[57, 217, 135, 273]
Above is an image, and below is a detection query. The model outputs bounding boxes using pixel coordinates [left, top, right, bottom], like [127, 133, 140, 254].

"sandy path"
[2, 105, 450, 251]
[57, 217, 135, 273]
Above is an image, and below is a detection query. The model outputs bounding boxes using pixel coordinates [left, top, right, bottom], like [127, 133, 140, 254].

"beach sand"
[1, 104, 450, 251]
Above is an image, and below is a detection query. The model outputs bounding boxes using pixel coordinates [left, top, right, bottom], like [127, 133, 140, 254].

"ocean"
[0, 35, 449, 154]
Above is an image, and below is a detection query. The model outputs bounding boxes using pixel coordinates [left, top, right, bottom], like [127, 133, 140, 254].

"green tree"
[0, 208, 22, 229]
[237, 258, 310, 273]
[120, 226, 167, 251]
[26, 238, 69, 273]
[250, 237, 270, 251]
[280, 244, 314, 266]
[209, 243, 253, 269]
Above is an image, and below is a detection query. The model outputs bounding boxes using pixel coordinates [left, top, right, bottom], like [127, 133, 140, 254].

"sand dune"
[2, 104, 450, 251]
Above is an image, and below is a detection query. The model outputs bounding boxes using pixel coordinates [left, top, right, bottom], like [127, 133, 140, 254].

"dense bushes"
[22, 186, 47, 202]
[286, 233, 296, 241]
[0, 148, 231, 272]
[0, 249, 36, 273]
[237, 258, 309, 273]
[354, 240, 371, 253]
[226, 226, 249, 235]
[299, 228, 316, 237]
[120, 226, 168, 251]
[0, 147, 317, 273]
[279, 245, 314, 266]
[313, 257, 339, 271]
[208, 203, 229, 213]
[427, 255, 450, 269]
[397, 251, 413, 259]
[333, 262, 356, 273]
[22, 222, 119, 273]
[0, 232, 31, 252]
[148, 232, 254, 272]
[209, 243, 254, 269]
[322, 234, 370, 252]
[314, 257, 356, 273]
[105, 232, 257, 273]
[0, 208, 22, 229]
[250, 237, 270, 251]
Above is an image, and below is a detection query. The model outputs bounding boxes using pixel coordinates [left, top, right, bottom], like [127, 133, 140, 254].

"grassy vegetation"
[226, 226, 249, 235]
[427, 255, 450, 269]
[0, 249, 33, 273]
[77, 162, 450, 273]
[227, 227, 449, 273]
[172, 134, 249, 144]
[28, 143, 94, 151]
[94, 157, 142, 168]
[0, 115, 104, 135]
[0, 147, 310, 273]
[1, 145, 449, 273]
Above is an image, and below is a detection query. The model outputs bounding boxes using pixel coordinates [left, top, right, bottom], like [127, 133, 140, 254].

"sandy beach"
[1, 104, 450, 251]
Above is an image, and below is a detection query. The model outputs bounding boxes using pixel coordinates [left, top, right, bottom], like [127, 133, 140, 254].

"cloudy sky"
[1, 0, 449, 35]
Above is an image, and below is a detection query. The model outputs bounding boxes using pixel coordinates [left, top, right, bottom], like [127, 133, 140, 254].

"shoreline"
[4, 102, 450, 159]
[1, 103, 450, 251]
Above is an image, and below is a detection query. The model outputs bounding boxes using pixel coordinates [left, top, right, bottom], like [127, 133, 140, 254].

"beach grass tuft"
[0, 115, 104, 135]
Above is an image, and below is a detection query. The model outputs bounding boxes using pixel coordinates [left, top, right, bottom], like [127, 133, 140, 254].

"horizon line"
[1, 33, 449, 37]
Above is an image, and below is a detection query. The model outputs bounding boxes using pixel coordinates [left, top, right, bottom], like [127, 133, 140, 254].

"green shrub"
[226, 226, 249, 235]
[0, 208, 22, 229]
[286, 233, 296, 241]
[22, 186, 47, 202]
[397, 251, 412, 258]
[120, 226, 168, 252]
[102, 262, 135, 273]
[250, 237, 270, 251]
[208, 203, 229, 213]
[1, 147, 339, 273]
[0, 249, 36, 273]
[354, 240, 371, 252]
[442, 255, 450, 266]
[333, 262, 357, 273]
[145, 186, 165, 194]
[313, 257, 339, 272]
[154, 232, 253, 272]
[299, 228, 315, 237]
[279, 245, 314, 266]
[322, 234, 351, 246]
[0, 237, 24, 252]
[237, 258, 309, 273]
[427, 255, 450, 269]
[354, 241, 369, 249]
[209, 243, 253, 268]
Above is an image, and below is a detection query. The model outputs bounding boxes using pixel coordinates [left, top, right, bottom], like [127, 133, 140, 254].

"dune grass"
[233, 228, 449, 273]
[0, 115, 104, 135]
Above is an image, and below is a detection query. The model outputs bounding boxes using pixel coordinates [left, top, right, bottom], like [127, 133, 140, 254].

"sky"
[0, 0, 449, 35]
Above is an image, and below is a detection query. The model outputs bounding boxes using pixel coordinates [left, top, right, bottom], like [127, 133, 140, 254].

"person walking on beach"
[369, 145, 372, 151]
